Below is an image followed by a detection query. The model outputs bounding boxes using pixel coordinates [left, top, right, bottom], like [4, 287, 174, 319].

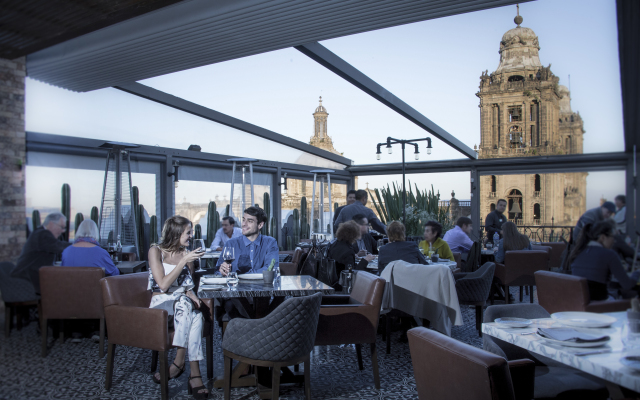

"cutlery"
[574, 349, 612, 357]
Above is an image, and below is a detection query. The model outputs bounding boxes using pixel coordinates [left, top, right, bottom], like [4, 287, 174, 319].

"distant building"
[476, 9, 587, 226]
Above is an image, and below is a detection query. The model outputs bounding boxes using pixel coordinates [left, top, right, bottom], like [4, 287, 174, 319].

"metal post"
[274, 168, 282, 245]
[327, 172, 332, 240]
[402, 142, 406, 224]
[229, 162, 236, 220]
[249, 162, 254, 208]
[311, 173, 317, 236]
[115, 150, 121, 240]
[320, 176, 325, 233]
[470, 168, 480, 240]
[242, 166, 246, 212]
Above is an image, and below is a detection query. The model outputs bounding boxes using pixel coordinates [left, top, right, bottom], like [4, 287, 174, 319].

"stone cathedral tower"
[476, 9, 586, 226]
[309, 96, 342, 155]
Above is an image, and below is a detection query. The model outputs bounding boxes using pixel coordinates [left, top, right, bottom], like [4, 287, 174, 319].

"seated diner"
[378, 221, 427, 274]
[327, 220, 375, 274]
[61, 219, 120, 276]
[418, 220, 454, 261]
[494, 221, 532, 263]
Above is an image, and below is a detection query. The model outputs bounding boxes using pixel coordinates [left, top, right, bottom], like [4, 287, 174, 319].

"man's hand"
[357, 250, 368, 257]
[216, 247, 222, 251]
[219, 261, 231, 276]
[364, 254, 375, 262]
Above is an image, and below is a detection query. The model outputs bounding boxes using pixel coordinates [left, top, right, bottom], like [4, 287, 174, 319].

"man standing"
[333, 190, 386, 234]
[333, 189, 357, 232]
[351, 214, 378, 256]
[443, 216, 474, 254]
[613, 195, 626, 234]
[574, 201, 616, 241]
[12, 212, 71, 294]
[210, 216, 243, 251]
[485, 199, 507, 240]
[217, 206, 279, 275]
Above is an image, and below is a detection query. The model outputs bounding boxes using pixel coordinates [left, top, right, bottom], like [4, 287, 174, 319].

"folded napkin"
[201, 277, 227, 284]
[537, 328, 609, 343]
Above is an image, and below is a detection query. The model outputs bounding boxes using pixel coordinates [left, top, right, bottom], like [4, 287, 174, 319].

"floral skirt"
[150, 292, 204, 361]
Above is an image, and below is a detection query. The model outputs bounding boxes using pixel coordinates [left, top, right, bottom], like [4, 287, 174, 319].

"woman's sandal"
[187, 375, 209, 399]
[152, 362, 186, 384]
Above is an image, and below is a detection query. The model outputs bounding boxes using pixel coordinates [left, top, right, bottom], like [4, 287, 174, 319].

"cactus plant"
[61, 183, 70, 241]
[150, 215, 158, 244]
[224, 204, 230, 218]
[194, 223, 202, 240]
[32, 210, 41, 231]
[300, 197, 308, 239]
[136, 204, 146, 259]
[261, 193, 270, 236]
[206, 202, 220, 247]
[292, 209, 300, 246]
[107, 230, 114, 245]
[313, 218, 319, 232]
[286, 236, 292, 251]
[269, 216, 276, 239]
[90, 206, 99, 226]
[74, 213, 84, 235]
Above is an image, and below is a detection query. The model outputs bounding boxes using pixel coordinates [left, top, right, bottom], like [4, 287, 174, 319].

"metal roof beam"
[295, 42, 477, 160]
[114, 82, 352, 166]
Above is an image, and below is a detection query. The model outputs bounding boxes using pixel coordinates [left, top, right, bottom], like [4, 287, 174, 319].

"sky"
[25, 0, 625, 210]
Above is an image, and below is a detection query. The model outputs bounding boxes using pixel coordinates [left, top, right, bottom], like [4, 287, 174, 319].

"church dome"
[314, 96, 327, 113]
[494, 11, 542, 74]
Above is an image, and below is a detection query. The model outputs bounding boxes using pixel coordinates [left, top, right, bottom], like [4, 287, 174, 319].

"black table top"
[197, 275, 334, 299]
[117, 260, 146, 274]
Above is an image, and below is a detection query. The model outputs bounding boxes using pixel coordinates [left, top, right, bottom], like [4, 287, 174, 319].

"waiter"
[485, 199, 507, 240]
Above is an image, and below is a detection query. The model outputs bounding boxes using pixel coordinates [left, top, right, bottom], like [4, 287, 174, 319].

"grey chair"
[483, 304, 609, 399]
[222, 292, 322, 400]
[0, 262, 40, 337]
[455, 262, 495, 337]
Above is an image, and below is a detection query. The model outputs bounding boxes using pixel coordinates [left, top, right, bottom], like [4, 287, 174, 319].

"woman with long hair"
[569, 219, 639, 301]
[494, 221, 532, 263]
[328, 220, 375, 274]
[147, 216, 208, 399]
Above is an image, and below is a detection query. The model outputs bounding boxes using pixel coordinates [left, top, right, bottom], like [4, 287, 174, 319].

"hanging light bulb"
[387, 145, 392, 154]
[174, 181, 179, 188]
[415, 152, 419, 160]
[427, 147, 432, 155]
[376, 153, 381, 160]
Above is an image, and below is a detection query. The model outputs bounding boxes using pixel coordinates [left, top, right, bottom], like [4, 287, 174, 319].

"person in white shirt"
[210, 216, 243, 251]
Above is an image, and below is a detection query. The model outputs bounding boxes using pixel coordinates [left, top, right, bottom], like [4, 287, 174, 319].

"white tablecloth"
[379, 260, 463, 336]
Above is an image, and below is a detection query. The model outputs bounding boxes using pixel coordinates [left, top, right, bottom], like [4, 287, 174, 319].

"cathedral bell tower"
[309, 96, 342, 155]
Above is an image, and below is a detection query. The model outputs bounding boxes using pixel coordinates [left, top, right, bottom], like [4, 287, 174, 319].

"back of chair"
[531, 245, 551, 269]
[40, 266, 105, 319]
[502, 250, 549, 286]
[465, 241, 482, 272]
[279, 262, 298, 276]
[408, 327, 516, 400]
[291, 249, 304, 265]
[456, 262, 495, 303]
[0, 262, 39, 303]
[452, 252, 462, 271]
[535, 270, 589, 314]
[223, 292, 322, 362]
[101, 272, 151, 308]
[350, 271, 386, 329]
[541, 242, 566, 271]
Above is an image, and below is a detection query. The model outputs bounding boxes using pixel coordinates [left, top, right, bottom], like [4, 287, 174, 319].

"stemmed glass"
[222, 247, 237, 286]
[194, 239, 206, 273]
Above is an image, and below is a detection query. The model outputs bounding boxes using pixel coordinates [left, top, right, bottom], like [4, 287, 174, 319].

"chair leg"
[386, 314, 391, 354]
[476, 305, 483, 337]
[530, 285, 534, 303]
[355, 344, 363, 370]
[150, 350, 158, 373]
[370, 343, 380, 390]
[505, 286, 510, 304]
[105, 343, 116, 391]
[224, 355, 232, 400]
[4, 305, 11, 337]
[16, 306, 23, 331]
[41, 317, 48, 357]
[519, 286, 523, 302]
[304, 356, 311, 400]
[159, 350, 168, 400]
[206, 329, 213, 380]
[294, 364, 299, 372]
[99, 318, 105, 358]
[59, 320, 64, 343]
[272, 362, 281, 400]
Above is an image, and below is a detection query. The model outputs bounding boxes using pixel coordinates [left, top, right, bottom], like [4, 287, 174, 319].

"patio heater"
[228, 158, 258, 222]
[310, 170, 335, 241]
[98, 141, 140, 257]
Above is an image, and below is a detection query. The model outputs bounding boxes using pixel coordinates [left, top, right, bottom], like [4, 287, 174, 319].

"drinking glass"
[194, 239, 206, 273]
[623, 318, 640, 349]
[226, 272, 239, 288]
[377, 239, 384, 251]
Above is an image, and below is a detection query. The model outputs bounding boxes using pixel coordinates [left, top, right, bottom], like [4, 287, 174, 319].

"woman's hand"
[182, 249, 203, 264]
[364, 254, 375, 262]
[187, 291, 201, 309]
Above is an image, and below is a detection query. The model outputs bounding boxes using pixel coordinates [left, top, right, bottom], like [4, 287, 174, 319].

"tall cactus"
[74, 213, 84, 235]
[261, 193, 271, 236]
[194, 223, 202, 240]
[32, 210, 41, 231]
[286, 236, 292, 251]
[90, 206, 99, 226]
[292, 209, 300, 246]
[269, 216, 276, 239]
[61, 183, 70, 241]
[136, 204, 146, 259]
[224, 204, 230, 218]
[300, 197, 308, 238]
[206, 202, 220, 248]
[149, 215, 158, 244]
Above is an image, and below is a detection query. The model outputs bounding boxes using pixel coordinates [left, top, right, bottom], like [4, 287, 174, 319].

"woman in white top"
[148, 215, 208, 399]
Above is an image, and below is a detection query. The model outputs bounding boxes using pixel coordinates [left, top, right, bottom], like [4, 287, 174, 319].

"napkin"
[201, 277, 227, 284]
[537, 328, 609, 343]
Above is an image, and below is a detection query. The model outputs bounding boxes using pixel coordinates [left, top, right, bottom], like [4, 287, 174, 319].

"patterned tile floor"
[0, 288, 535, 400]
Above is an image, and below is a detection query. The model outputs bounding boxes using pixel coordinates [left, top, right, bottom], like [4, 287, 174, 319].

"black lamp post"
[376, 137, 432, 223]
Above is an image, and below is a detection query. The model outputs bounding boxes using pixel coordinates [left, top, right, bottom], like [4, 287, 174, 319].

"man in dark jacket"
[333, 189, 357, 232]
[485, 199, 507, 240]
[12, 212, 71, 294]
[350, 214, 378, 256]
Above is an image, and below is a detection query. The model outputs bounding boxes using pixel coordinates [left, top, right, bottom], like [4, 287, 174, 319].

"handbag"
[297, 239, 338, 287]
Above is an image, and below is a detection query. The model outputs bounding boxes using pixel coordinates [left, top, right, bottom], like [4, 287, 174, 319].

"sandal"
[152, 362, 186, 384]
[188, 375, 209, 399]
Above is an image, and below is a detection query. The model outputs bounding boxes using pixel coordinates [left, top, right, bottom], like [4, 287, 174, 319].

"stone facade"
[0, 57, 26, 262]
[477, 13, 586, 226]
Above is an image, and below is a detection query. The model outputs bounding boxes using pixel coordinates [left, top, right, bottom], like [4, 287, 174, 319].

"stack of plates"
[550, 312, 617, 328]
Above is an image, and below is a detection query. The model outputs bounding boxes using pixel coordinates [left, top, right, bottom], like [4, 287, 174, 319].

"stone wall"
[0, 57, 26, 262]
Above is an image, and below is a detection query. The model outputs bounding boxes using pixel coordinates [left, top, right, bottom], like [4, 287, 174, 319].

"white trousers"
[150, 293, 204, 361]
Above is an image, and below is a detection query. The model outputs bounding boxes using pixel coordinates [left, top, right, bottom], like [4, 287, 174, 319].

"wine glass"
[194, 239, 206, 273]
[377, 239, 384, 252]
[222, 246, 235, 276]
[226, 272, 239, 288]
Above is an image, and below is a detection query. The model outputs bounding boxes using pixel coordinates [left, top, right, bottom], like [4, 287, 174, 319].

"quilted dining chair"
[0, 262, 39, 337]
[222, 292, 322, 400]
[454, 262, 496, 337]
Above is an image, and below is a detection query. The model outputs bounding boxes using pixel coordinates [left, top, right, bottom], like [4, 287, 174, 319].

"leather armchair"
[535, 270, 630, 314]
[39, 266, 105, 357]
[279, 249, 304, 276]
[408, 326, 535, 400]
[494, 251, 549, 304]
[315, 271, 385, 389]
[540, 242, 567, 272]
[101, 272, 213, 400]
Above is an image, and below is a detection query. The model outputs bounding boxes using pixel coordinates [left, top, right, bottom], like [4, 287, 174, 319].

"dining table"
[116, 260, 146, 274]
[197, 275, 334, 397]
[482, 311, 640, 396]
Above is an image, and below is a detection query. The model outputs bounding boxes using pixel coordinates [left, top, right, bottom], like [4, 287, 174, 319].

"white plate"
[551, 312, 617, 328]
[621, 356, 640, 371]
[494, 317, 532, 328]
[201, 277, 227, 285]
[238, 273, 263, 280]
[535, 332, 610, 348]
